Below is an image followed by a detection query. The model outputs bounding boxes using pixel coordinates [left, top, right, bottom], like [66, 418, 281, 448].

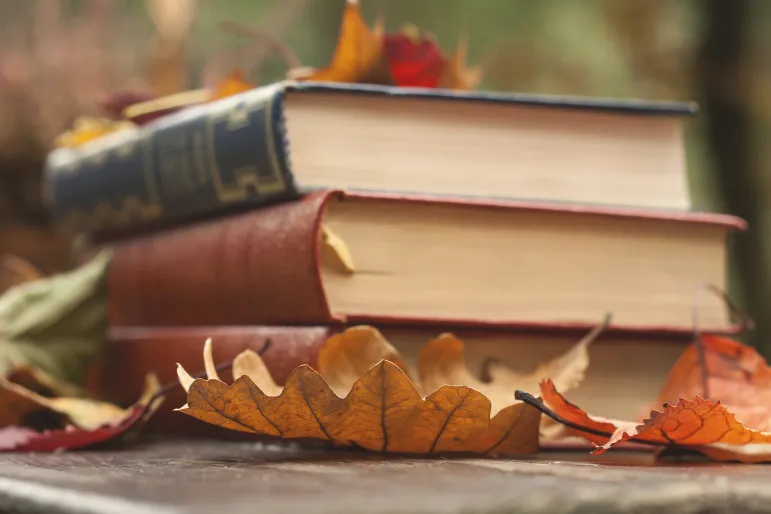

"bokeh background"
[0, 0, 767, 349]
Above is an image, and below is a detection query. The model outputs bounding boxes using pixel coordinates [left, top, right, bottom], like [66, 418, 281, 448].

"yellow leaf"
[209, 69, 255, 101]
[177, 334, 541, 456]
[54, 117, 135, 148]
[303, 0, 390, 84]
[320, 225, 356, 274]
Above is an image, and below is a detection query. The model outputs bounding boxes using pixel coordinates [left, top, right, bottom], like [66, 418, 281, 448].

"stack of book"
[44, 81, 745, 433]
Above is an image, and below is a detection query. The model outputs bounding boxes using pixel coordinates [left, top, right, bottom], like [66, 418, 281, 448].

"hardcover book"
[106, 190, 743, 334]
[45, 81, 697, 236]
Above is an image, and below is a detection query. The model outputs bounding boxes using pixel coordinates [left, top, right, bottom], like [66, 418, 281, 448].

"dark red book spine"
[99, 326, 332, 435]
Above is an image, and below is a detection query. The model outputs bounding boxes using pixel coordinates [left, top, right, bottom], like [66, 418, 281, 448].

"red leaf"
[0, 405, 149, 452]
[650, 335, 771, 432]
[383, 31, 446, 88]
[536, 379, 771, 463]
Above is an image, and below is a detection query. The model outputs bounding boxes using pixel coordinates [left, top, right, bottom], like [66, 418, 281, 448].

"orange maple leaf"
[650, 334, 771, 432]
[532, 379, 771, 463]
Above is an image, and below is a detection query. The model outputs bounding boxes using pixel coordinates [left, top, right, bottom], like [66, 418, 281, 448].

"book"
[101, 325, 692, 434]
[107, 190, 744, 334]
[45, 81, 697, 237]
[96, 325, 330, 435]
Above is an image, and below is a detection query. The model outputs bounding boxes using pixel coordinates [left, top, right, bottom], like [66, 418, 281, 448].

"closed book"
[45, 81, 697, 237]
[107, 190, 744, 334]
[102, 325, 692, 435]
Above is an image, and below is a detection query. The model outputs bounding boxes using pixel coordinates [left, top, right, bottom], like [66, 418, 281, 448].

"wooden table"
[0, 437, 770, 514]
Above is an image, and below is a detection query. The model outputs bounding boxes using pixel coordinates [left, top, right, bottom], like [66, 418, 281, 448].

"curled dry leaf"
[302, 0, 389, 85]
[523, 379, 771, 463]
[0, 374, 162, 452]
[650, 334, 771, 432]
[176, 327, 547, 456]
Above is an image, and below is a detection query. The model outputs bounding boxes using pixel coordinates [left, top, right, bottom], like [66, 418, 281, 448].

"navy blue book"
[44, 80, 698, 236]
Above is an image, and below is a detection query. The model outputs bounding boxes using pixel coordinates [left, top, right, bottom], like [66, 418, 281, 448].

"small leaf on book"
[320, 225, 356, 274]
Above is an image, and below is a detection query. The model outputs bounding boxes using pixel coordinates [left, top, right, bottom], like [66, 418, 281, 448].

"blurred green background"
[0, 0, 768, 351]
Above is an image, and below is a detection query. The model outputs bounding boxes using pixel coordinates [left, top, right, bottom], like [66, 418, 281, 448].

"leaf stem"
[513, 390, 662, 448]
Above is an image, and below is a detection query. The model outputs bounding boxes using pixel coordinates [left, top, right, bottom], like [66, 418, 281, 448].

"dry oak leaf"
[536, 379, 771, 463]
[0, 374, 162, 452]
[299, 0, 479, 90]
[177, 334, 541, 456]
[649, 334, 771, 432]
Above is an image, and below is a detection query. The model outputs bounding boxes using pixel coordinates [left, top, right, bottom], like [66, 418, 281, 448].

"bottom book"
[98, 325, 690, 442]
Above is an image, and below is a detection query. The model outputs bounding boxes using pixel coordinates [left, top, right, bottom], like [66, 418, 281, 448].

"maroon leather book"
[99, 326, 331, 435]
[107, 190, 745, 335]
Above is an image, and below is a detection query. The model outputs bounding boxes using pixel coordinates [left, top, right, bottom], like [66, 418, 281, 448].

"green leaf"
[0, 250, 112, 384]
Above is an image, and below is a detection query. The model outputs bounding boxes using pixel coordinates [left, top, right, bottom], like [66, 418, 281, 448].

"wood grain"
[0, 438, 769, 513]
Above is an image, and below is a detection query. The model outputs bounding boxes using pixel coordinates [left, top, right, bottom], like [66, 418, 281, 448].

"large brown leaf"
[177, 332, 544, 456]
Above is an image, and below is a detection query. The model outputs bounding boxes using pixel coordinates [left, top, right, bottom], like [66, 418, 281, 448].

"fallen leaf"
[525, 379, 771, 463]
[0, 366, 86, 428]
[0, 250, 112, 384]
[0, 374, 162, 452]
[419, 316, 609, 417]
[209, 69, 255, 101]
[177, 329, 542, 457]
[303, 0, 390, 85]
[650, 334, 771, 431]
[54, 117, 136, 148]
[317, 326, 412, 397]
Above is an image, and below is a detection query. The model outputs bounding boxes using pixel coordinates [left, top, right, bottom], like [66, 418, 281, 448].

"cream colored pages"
[320, 198, 729, 330]
[284, 92, 690, 209]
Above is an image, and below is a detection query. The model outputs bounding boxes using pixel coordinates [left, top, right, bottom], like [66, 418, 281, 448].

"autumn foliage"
[520, 333, 771, 463]
[298, 0, 480, 90]
[176, 324, 608, 457]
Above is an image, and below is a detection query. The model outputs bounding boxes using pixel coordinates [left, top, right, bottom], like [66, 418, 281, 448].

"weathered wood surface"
[0, 438, 770, 514]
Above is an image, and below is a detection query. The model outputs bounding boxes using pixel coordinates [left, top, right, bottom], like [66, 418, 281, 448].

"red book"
[107, 190, 745, 334]
[101, 325, 693, 435]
